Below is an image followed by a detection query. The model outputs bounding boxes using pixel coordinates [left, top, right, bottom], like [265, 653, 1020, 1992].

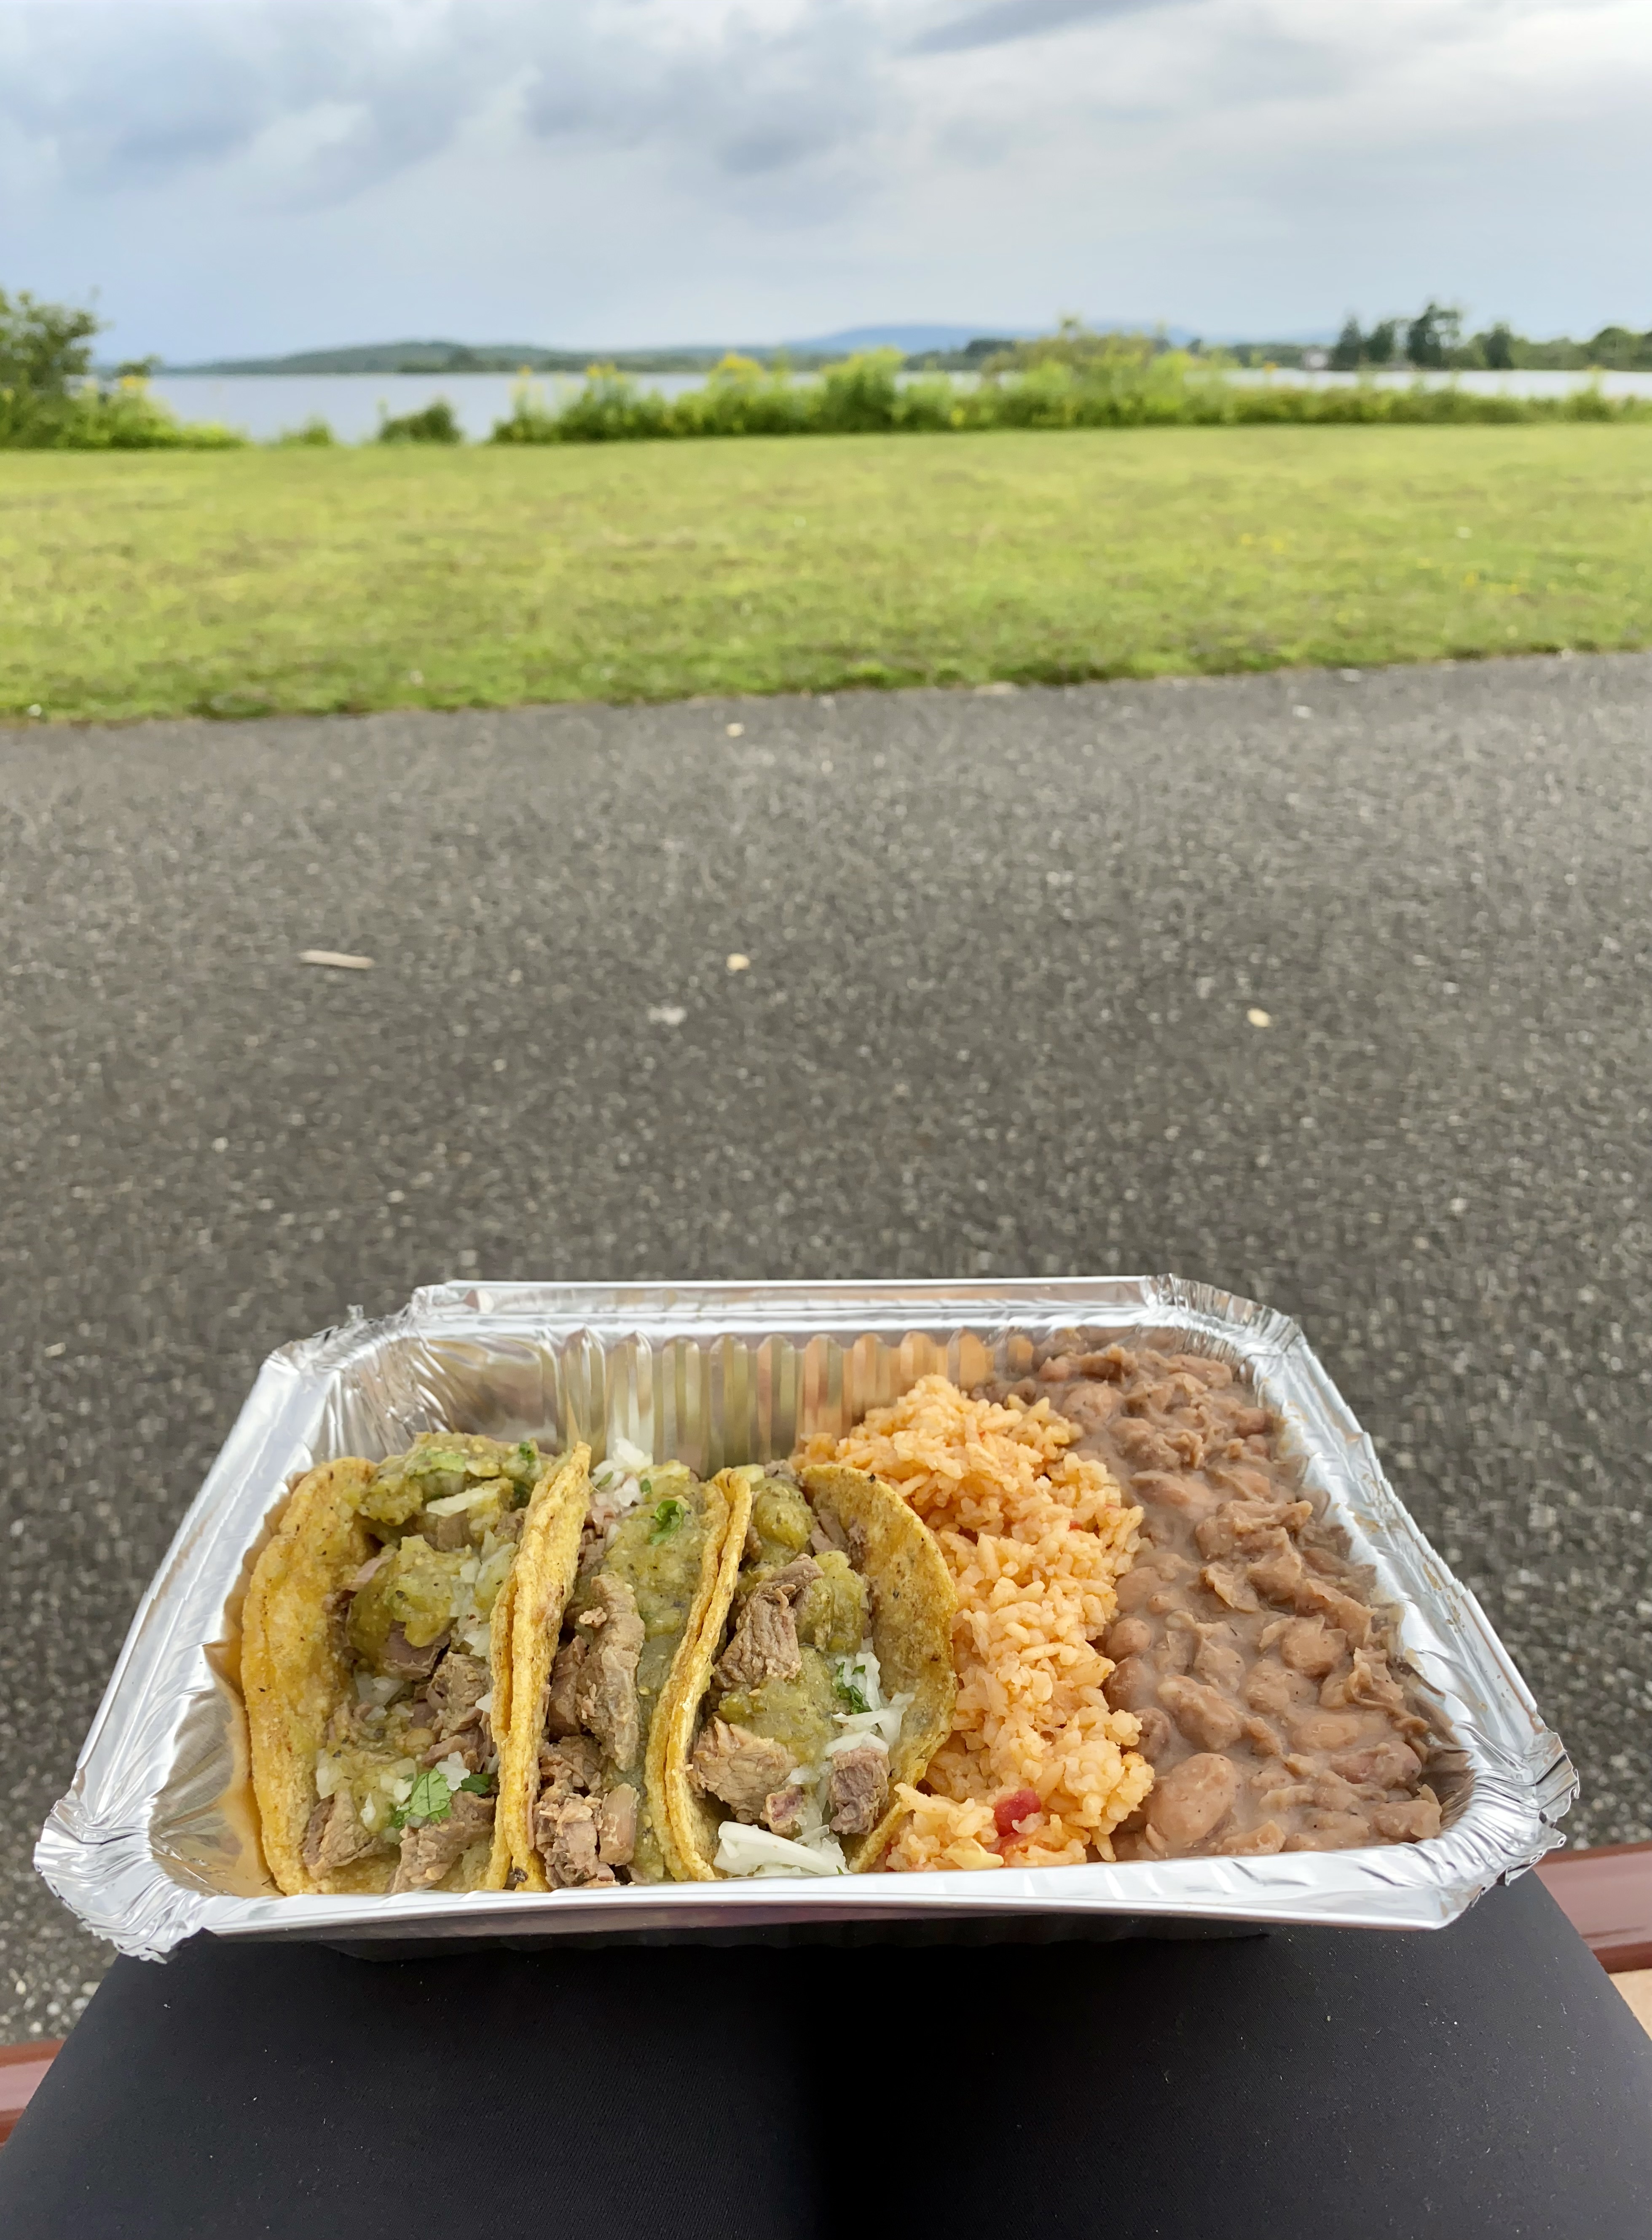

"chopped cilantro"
[457, 1772, 493, 1796]
[639, 1474, 653, 1499]
[395, 1768, 452, 1827]
[834, 1677, 870, 1715]
[649, 1496, 687, 1543]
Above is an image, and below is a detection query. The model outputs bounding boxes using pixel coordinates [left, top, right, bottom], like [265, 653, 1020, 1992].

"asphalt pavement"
[2, 653, 1647, 2037]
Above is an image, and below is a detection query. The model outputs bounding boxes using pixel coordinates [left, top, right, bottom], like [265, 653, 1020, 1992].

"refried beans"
[982, 1335, 1445, 1860]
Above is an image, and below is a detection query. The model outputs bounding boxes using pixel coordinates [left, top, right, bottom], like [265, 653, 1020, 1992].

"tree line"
[4, 290, 1652, 452]
[1325, 302, 1652, 373]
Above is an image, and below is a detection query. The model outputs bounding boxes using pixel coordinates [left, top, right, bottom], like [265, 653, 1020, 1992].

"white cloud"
[0, 0, 1647, 354]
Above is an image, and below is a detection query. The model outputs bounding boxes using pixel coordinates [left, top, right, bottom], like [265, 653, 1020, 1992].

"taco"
[664, 1461, 957, 1879]
[499, 1444, 749, 1889]
[243, 1431, 577, 1897]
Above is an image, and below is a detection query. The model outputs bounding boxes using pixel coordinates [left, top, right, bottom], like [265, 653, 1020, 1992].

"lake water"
[151, 364, 1652, 444]
[151, 370, 711, 442]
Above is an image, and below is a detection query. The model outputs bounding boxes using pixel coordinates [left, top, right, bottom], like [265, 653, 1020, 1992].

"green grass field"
[3, 425, 1650, 723]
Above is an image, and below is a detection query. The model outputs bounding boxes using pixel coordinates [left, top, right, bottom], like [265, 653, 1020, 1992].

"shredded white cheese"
[715, 1823, 847, 1878]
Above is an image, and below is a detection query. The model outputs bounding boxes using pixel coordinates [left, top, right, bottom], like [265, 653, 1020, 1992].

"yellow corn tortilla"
[243, 1445, 569, 1897]
[496, 1447, 592, 1892]
[243, 1459, 376, 1896]
[665, 1462, 955, 1880]
[501, 1461, 749, 1889]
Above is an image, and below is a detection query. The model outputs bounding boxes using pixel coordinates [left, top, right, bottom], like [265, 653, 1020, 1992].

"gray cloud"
[518, 7, 890, 193]
[0, 0, 1647, 357]
[0, 0, 892, 212]
[0, 3, 496, 201]
[911, 0, 1177, 56]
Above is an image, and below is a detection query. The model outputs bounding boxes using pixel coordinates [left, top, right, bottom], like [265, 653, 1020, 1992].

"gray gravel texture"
[1, 652, 1648, 2039]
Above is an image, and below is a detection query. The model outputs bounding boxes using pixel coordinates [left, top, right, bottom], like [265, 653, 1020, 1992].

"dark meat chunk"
[543, 1636, 587, 1738]
[492, 1506, 527, 1545]
[536, 1793, 615, 1888]
[380, 1624, 450, 1680]
[302, 1789, 381, 1873]
[764, 1785, 808, 1839]
[420, 1508, 472, 1553]
[421, 1726, 488, 1773]
[826, 1743, 890, 1836]
[810, 1507, 849, 1556]
[690, 1718, 794, 1824]
[574, 1576, 646, 1770]
[539, 1735, 603, 1798]
[391, 1788, 495, 1892]
[596, 1783, 639, 1867]
[427, 1651, 491, 1742]
[1146, 1754, 1237, 1847]
[714, 1557, 821, 1692]
[1159, 1677, 1245, 1752]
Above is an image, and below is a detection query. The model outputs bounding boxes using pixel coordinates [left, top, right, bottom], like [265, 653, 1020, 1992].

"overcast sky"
[1, 0, 1647, 358]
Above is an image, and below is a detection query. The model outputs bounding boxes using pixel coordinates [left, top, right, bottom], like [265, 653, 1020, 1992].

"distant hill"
[162, 321, 1246, 378]
[163, 324, 1048, 376]
[163, 340, 717, 376]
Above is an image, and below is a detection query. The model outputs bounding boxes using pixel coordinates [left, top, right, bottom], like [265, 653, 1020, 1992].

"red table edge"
[1535, 1838, 1652, 1974]
[0, 2039, 64, 2144]
[0, 1842, 1644, 2136]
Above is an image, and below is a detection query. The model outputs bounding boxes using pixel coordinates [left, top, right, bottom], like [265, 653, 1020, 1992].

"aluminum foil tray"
[38, 1278, 1575, 1960]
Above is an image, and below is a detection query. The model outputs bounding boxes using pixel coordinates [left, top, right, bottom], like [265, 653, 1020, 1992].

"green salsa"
[349, 1537, 468, 1660]
[716, 1651, 838, 1767]
[708, 1476, 869, 1774]
[358, 1430, 542, 1535]
[567, 1463, 708, 1883]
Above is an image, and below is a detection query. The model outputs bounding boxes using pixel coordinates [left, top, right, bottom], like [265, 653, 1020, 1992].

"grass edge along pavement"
[3, 421, 1651, 724]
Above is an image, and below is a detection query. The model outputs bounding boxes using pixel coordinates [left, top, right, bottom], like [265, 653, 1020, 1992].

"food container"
[38, 1278, 1575, 1960]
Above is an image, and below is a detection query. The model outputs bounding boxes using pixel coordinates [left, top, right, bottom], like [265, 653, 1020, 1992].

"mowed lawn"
[3, 424, 1651, 722]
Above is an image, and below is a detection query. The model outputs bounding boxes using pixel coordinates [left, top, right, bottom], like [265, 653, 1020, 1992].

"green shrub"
[0, 288, 241, 449]
[276, 415, 336, 446]
[376, 398, 462, 444]
[1, 376, 241, 450]
[484, 324, 1652, 448]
